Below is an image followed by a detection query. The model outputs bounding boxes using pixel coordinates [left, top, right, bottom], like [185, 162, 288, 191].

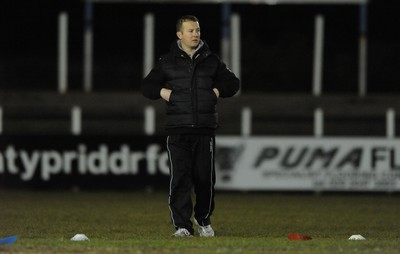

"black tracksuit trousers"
[166, 134, 216, 234]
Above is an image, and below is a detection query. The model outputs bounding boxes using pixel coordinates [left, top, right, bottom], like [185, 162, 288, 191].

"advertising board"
[1, 136, 399, 191]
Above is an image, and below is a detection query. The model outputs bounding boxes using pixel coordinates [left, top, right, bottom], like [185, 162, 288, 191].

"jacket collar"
[171, 40, 209, 58]
[177, 40, 204, 58]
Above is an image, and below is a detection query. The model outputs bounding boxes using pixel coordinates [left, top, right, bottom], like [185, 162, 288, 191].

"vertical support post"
[358, 3, 368, 97]
[143, 13, 155, 78]
[0, 106, 3, 135]
[58, 12, 68, 94]
[143, 13, 156, 136]
[386, 108, 395, 139]
[221, 3, 231, 66]
[241, 107, 252, 137]
[83, 0, 93, 92]
[144, 106, 155, 136]
[314, 108, 324, 137]
[71, 106, 82, 135]
[231, 13, 241, 94]
[312, 15, 324, 97]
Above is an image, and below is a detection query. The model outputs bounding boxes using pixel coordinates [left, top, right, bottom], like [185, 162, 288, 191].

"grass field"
[1, 190, 400, 253]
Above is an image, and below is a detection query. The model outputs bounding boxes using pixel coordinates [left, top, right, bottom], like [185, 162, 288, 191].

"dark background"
[1, 0, 399, 94]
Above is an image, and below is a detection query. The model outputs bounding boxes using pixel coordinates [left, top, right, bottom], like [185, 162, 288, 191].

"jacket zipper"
[189, 58, 197, 127]
[191, 53, 203, 127]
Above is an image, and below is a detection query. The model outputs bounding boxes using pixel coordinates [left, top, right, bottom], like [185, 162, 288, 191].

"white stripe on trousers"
[166, 136, 176, 228]
[203, 137, 214, 223]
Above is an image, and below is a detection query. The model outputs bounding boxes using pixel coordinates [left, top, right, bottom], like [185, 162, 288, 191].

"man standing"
[141, 15, 240, 237]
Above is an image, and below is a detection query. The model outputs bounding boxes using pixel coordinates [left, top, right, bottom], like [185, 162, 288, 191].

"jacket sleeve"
[213, 60, 240, 98]
[141, 58, 165, 100]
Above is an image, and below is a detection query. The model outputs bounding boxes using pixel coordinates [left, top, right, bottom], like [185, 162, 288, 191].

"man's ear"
[176, 31, 182, 39]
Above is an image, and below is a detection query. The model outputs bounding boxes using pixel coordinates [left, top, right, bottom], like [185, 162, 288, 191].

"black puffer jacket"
[141, 40, 240, 133]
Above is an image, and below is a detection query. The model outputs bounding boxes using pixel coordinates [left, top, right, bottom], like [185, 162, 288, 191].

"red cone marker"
[288, 233, 312, 240]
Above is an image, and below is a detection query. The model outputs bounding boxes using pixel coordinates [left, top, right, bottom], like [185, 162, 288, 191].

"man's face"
[177, 21, 201, 50]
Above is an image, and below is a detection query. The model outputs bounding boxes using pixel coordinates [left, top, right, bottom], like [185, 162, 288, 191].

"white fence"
[54, 1, 369, 95]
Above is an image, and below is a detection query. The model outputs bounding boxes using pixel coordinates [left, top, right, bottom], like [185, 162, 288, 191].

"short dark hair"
[176, 15, 199, 32]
